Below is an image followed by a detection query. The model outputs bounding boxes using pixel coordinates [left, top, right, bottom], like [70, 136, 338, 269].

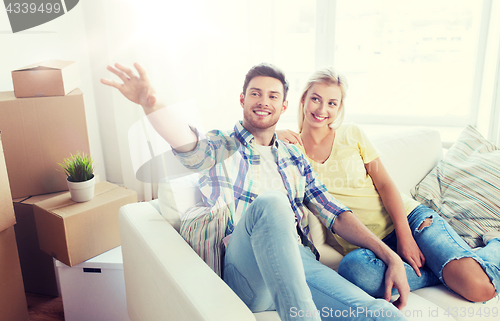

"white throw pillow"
[370, 128, 443, 195]
[158, 173, 202, 231]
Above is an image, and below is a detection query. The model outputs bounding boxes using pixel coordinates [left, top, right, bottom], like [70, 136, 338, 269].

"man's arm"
[332, 211, 410, 310]
[101, 63, 197, 153]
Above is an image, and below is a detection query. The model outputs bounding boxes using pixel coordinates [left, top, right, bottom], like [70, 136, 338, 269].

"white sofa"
[119, 127, 499, 321]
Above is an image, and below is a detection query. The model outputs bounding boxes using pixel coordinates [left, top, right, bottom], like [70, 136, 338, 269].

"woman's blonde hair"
[298, 67, 347, 132]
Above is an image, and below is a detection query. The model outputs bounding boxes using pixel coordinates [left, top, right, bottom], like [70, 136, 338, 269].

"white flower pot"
[67, 176, 96, 202]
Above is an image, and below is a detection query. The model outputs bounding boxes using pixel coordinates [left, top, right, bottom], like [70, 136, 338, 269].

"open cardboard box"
[11, 60, 80, 98]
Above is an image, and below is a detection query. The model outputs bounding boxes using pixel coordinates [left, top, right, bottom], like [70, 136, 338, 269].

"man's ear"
[240, 93, 245, 107]
[280, 100, 288, 114]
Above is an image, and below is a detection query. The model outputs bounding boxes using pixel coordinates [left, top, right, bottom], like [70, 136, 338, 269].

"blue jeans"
[223, 191, 405, 321]
[338, 205, 500, 299]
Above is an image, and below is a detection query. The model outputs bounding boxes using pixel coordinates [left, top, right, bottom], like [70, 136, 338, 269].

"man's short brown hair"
[243, 63, 289, 101]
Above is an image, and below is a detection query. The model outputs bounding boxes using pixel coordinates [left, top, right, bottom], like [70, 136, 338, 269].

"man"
[102, 62, 410, 320]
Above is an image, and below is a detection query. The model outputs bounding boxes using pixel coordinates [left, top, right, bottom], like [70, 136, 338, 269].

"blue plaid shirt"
[175, 121, 350, 256]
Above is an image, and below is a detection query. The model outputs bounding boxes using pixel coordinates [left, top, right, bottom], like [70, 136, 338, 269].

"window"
[124, 0, 496, 142]
[320, 0, 487, 128]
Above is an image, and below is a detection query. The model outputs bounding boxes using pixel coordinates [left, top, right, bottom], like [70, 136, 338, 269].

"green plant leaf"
[58, 152, 95, 182]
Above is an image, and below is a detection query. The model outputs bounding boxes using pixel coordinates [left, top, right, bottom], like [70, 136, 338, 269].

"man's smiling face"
[240, 76, 288, 133]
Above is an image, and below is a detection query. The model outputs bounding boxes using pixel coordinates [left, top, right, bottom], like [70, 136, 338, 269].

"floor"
[26, 293, 64, 321]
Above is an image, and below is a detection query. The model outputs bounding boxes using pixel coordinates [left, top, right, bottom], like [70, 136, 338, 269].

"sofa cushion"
[369, 127, 443, 195]
[158, 173, 201, 231]
[411, 285, 498, 321]
[391, 290, 455, 321]
[411, 126, 500, 248]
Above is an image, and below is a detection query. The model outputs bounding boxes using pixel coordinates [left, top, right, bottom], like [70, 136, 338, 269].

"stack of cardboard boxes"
[0, 60, 137, 318]
[0, 134, 29, 321]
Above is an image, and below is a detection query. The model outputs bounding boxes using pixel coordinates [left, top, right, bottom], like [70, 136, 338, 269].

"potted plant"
[59, 152, 96, 202]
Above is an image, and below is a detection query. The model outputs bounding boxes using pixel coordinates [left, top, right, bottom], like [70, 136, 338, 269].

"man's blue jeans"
[223, 191, 405, 320]
[338, 205, 500, 299]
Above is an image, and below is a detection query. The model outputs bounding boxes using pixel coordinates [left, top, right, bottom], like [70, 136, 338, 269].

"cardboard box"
[0, 226, 30, 321]
[12, 60, 80, 98]
[55, 246, 131, 321]
[34, 182, 137, 267]
[0, 133, 16, 232]
[0, 134, 30, 320]
[13, 192, 66, 296]
[0, 88, 90, 199]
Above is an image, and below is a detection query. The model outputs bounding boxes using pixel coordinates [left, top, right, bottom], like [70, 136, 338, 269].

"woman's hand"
[397, 232, 426, 277]
[101, 62, 157, 111]
[276, 129, 303, 145]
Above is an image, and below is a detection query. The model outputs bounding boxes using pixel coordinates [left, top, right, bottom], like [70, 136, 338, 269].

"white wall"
[74, 0, 314, 200]
[0, 5, 106, 183]
[1, 0, 303, 200]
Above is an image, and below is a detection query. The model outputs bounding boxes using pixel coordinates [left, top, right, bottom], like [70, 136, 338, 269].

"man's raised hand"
[101, 63, 157, 111]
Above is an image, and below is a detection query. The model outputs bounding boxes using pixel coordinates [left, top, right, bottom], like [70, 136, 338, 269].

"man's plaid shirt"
[175, 121, 350, 257]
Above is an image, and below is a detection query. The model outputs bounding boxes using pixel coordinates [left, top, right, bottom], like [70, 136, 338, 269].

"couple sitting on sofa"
[102, 62, 499, 321]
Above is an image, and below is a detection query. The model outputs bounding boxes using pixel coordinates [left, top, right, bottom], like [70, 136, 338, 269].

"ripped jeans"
[338, 205, 500, 299]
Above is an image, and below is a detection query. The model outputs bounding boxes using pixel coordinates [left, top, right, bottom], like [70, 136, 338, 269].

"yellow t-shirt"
[300, 123, 420, 254]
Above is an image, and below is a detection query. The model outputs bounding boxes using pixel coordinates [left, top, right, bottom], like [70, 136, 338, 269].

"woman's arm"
[366, 157, 425, 276]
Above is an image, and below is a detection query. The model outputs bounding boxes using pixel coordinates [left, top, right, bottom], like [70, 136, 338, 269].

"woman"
[278, 68, 499, 302]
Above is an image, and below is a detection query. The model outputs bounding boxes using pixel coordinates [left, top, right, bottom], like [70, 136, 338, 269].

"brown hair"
[243, 63, 289, 101]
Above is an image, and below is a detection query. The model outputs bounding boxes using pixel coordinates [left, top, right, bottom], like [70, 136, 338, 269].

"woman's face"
[302, 82, 342, 129]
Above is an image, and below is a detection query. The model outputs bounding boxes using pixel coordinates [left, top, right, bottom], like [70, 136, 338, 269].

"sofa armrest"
[119, 202, 256, 321]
